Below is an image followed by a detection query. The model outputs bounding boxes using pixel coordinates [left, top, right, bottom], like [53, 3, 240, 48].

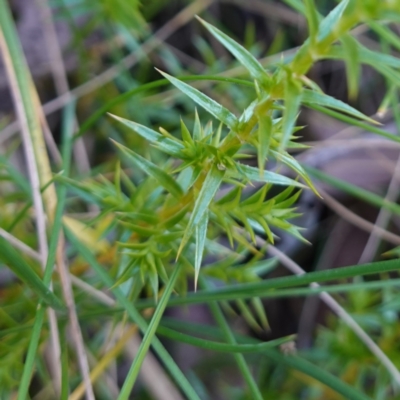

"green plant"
[3, 0, 400, 399]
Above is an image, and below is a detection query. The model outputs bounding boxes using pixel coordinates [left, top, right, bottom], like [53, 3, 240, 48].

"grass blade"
[156, 325, 293, 353]
[65, 228, 201, 400]
[201, 276, 264, 400]
[134, 258, 400, 309]
[118, 263, 183, 400]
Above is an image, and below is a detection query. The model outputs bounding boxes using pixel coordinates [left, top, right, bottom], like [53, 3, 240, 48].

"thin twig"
[267, 245, 400, 389]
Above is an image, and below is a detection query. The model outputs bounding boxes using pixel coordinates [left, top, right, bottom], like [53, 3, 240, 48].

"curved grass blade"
[112, 140, 183, 198]
[156, 69, 239, 130]
[162, 318, 370, 400]
[196, 17, 270, 84]
[156, 325, 293, 353]
[134, 258, 400, 309]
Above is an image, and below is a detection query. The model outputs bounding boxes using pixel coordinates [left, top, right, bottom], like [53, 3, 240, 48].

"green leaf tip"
[156, 68, 239, 130]
[111, 139, 184, 198]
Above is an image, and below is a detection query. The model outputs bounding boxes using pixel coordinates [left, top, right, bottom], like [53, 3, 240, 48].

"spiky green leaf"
[112, 140, 183, 198]
[195, 211, 208, 289]
[157, 70, 238, 130]
[109, 114, 184, 158]
[317, 0, 349, 42]
[179, 165, 225, 256]
[197, 17, 270, 84]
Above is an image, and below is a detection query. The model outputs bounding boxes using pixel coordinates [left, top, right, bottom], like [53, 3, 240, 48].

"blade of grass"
[65, 228, 201, 400]
[17, 101, 75, 400]
[156, 325, 293, 353]
[132, 258, 400, 308]
[200, 276, 264, 400]
[161, 318, 371, 400]
[0, 1, 64, 393]
[117, 262, 183, 400]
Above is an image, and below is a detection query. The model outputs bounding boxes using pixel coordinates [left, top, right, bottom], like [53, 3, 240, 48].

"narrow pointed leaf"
[157, 70, 238, 130]
[257, 114, 272, 177]
[231, 163, 305, 188]
[341, 34, 360, 99]
[302, 89, 376, 123]
[195, 211, 208, 289]
[112, 140, 183, 198]
[317, 0, 349, 42]
[0, 236, 64, 311]
[179, 165, 225, 256]
[197, 17, 269, 84]
[279, 77, 302, 153]
[369, 21, 400, 52]
[180, 119, 194, 145]
[193, 109, 202, 141]
[270, 150, 318, 194]
[109, 114, 184, 157]
[304, 0, 319, 41]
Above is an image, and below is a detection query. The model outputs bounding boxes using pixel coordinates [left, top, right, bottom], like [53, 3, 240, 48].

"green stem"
[200, 276, 264, 400]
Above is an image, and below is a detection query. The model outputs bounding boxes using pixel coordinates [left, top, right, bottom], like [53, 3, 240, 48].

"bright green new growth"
[108, 3, 394, 289]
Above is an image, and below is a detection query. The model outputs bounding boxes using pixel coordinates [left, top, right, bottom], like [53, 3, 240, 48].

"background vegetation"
[2, 0, 400, 399]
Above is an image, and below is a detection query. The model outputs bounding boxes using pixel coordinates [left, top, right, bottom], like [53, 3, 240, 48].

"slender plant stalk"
[0, 0, 62, 392]
[200, 276, 264, 400]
